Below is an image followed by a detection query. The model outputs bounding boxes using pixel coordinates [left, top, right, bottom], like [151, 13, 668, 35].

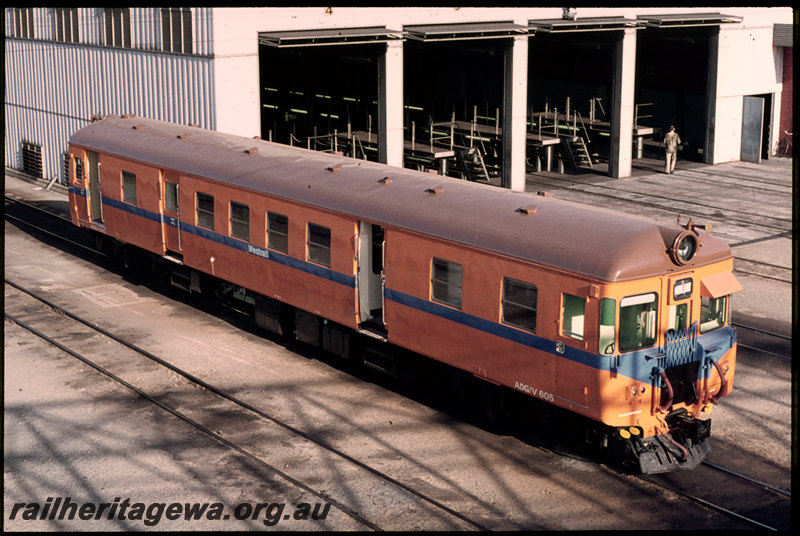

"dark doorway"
[259, 44, 382, 149]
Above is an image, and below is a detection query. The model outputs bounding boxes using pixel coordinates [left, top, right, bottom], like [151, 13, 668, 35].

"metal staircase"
[562, 136, 593, 169]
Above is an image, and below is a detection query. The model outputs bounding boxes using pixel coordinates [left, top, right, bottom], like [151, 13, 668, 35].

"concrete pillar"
[703, 27, 720, 165]
[378, 39, 404, 168]
[502, 32, 528, 191]
[609, 28, 637, 179]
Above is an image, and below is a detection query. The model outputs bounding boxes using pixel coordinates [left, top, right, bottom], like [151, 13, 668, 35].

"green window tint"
[668, 302, 690, 333]
[619, 292, 658, 352]
[561, 293, 585, 341]
[599, 298, 616, 355]
[700, 295, 728, 333]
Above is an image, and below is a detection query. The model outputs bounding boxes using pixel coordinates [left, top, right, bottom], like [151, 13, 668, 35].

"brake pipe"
[658, 369, 673, 413]
[709, 358, 727, 404]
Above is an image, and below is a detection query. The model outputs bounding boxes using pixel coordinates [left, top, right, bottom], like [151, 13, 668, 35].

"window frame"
[501, 277, 538, 334]
[54, 7, 79, 43]
[122, 170, 137, 205]
[164, 182, 178, 212]
[229, 201, 250, 241]
[306, 222, 331, 268]
[267, 211, 289, 254]
[618, 292, 659, 352]
[161, 7, 193, 54]
[561, 292, 586, 342]
[104, 7, 131, 48]
[598, 297, 616, 355]
[700, 295, 728, 334]
[431, 257, 463, 310]
[196, 191, 215, 230]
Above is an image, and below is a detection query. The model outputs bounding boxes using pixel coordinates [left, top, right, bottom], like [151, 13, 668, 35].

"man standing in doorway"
[663, 125, 681, 174]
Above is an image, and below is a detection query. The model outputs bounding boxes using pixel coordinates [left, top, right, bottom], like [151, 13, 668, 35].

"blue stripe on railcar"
[383, 287, 735, 386]
[71, 187, 734, 385]
[70, 188, 355, 288]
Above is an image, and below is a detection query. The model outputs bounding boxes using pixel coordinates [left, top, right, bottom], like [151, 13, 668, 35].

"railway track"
[4, 278, 490, 531]
[524, 166, 792, 241]
[5, 182, 791, 529]
[732, 321, 792, 361]
[641, 459, 791, 531]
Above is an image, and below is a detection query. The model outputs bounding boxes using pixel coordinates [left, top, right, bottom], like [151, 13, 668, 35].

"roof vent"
[244, 147, 259, 155]
[378, 177, 392, 185]
[326, 164, 343, 173]
[517, 205, 538, 215]
[131, 124, 145, 130]
[425, 185, 444, 195]
[176, 133, 191, 139]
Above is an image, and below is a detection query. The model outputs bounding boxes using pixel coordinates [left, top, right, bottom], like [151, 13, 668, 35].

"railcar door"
[357, 222, 385, 329]
[86, 150, 103, 223]
[160, 170, 182, 258]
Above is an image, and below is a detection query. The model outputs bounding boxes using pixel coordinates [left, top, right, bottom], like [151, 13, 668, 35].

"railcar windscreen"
[619, 292, 658, 352]
[700, 295, 728, 333]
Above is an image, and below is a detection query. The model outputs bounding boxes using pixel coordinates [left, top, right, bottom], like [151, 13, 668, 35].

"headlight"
[670, 232, 697, 265]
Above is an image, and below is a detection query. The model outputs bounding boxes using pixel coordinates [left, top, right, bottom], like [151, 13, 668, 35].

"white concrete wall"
[5, 6, 793, 181]
[711, 10, 791, 162]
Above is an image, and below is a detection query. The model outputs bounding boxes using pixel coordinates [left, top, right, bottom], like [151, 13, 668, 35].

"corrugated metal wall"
[4, 7, 215, 183]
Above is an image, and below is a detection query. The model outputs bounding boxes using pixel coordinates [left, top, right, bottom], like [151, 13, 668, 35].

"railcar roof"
[70, 116, 733, 282]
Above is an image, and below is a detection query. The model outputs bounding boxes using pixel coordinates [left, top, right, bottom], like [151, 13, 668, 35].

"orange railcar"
[68, 116, 742, 473]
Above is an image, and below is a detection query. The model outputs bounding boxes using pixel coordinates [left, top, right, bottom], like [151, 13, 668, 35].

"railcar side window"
[561, 293, 585, 341]
[501, 277, 537, 333]
[619, 293, 658, 352]
[229, 201, 250, 241]
[307, 223, 331, 267]
[598, 298, 616, 355]
[431, 258, 462, 309]
[196, 192, 214, 230]
[700, 295, 728, 333]
[165, 182, 178, 212]
[122, 171, 137, 205]
[73, 157, 83, 183]
[267, 212, 289, 254]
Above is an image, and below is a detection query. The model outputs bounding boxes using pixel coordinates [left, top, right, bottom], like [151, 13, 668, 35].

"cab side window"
[561, 293, 585, 341]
